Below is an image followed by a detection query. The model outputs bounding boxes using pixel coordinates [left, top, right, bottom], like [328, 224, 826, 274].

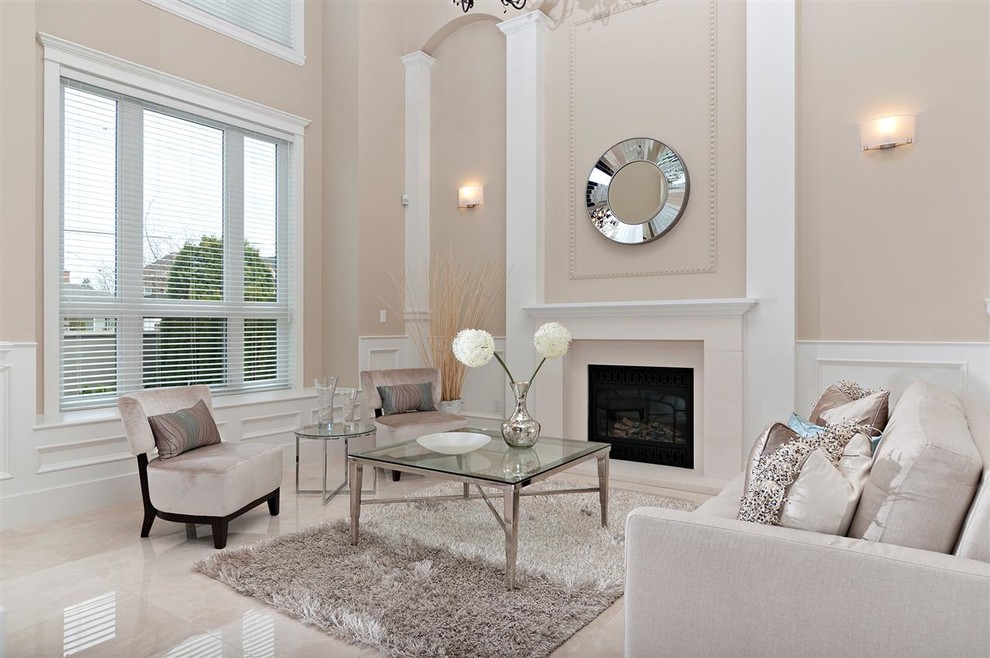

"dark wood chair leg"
[391, 470, 402, 482]
[267, 488, 280, 516]
[211, 519, 229, 549]
[140, 507, 156, 538]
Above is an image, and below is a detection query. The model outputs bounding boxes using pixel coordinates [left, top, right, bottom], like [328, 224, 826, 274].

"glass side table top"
[295, 421, 376, 439]
[350, 428, 609, 484]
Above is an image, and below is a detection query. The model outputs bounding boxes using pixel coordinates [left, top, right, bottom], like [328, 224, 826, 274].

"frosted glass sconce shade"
[458, 185, 484, 208]
[861, 115, 915, 151]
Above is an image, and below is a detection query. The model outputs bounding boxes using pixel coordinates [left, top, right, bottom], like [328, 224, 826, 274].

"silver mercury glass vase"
[501, 381, 541, 448]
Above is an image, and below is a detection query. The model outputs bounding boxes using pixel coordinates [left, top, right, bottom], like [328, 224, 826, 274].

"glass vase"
[501, 381, 541, 448]
[314, 376, 338, 429]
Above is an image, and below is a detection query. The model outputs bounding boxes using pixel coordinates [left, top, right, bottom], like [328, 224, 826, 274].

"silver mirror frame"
[585, 137, 690, 244]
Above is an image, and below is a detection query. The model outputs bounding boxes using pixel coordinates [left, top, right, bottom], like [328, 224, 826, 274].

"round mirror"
[585, 137, 689, 244]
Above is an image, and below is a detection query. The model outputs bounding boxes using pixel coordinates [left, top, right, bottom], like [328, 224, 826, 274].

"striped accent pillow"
[148, 399, 222, 460]
[377, 383, 435, 416]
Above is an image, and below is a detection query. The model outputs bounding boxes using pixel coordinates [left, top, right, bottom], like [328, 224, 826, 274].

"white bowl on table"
[416, 432, 490, 455]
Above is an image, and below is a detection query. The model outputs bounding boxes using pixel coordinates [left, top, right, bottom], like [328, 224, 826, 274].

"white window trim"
[40, 33, 310, 419]
[140, 0, 305, 66]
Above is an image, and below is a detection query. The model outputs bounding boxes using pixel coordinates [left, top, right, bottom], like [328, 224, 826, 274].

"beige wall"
[797, 0, 990, 342]
[0, 0, 328, 410]
[429, 20, 507, 336]
[543, 0, 747, 302]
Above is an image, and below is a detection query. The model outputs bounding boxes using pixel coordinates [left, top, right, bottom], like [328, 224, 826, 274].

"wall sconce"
[458, 185, 484, 209]
[861, 115, 916, 151]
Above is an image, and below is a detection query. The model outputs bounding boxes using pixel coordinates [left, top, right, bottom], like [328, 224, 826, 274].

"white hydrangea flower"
[533, 322, 571, 360]
[452, 329, 495, 368]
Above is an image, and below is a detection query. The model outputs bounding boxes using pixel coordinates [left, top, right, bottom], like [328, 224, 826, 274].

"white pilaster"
[745, 1, 796, 456]
[498, 11, 549, 406]
[401, 51, 436, 324]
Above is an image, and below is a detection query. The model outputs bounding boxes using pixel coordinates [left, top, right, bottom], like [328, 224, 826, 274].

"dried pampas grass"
[386, 248, 502, 401]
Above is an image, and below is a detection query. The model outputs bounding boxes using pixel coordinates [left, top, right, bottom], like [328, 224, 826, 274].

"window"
[141, 0, 304, 65]
[44, 35, 307, 412]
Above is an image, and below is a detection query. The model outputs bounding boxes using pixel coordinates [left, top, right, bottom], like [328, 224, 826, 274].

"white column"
[745, 1, 796, 456]
[401, 51, 436, 332]
[498, 11, 550, 415]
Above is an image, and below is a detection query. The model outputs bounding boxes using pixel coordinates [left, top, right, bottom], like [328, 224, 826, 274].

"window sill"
[35, 386, 317, 430]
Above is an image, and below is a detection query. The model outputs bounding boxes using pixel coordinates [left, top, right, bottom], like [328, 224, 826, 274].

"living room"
[1, 0, 988, 656]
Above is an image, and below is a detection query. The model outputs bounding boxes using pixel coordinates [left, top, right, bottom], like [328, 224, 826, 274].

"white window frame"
[140, 0, 305, 66]
[41, 33, 309, 418]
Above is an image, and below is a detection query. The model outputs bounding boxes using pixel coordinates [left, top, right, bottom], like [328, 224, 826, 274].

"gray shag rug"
[195, 481, 694, 657]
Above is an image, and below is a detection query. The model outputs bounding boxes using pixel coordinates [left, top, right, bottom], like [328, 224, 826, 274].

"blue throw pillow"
[787, 412, 824, 438]
[787, 411, 883, 455]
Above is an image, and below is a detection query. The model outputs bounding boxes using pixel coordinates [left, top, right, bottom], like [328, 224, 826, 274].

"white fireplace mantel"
[516, 298, 759, 493]
[523, 298, 758, 319]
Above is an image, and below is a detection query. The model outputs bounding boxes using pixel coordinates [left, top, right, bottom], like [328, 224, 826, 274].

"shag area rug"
[196, 481, 694, 657]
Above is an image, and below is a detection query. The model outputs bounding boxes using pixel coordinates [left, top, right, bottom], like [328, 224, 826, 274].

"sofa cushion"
[377, 382, 435, 415]
[147, 399, 222, 460]
[695, 472, 744, 519]
[848, 382, 983, 553]
[147, 441, 282, 517]
[954, 396, 990, 562]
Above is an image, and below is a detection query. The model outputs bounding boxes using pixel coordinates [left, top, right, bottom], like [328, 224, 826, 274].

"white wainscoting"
[0, 342, 320, 530]
[357, 335, 507, 430]
[796, 341, 990, 412]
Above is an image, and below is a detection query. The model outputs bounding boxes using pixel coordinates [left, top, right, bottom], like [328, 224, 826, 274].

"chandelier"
[452, 0, 528, 13]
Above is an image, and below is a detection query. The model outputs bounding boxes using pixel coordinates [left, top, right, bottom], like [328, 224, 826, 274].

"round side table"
[294, 421, 377, 505]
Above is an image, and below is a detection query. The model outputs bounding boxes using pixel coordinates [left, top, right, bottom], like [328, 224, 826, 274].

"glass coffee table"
[295, 421, 377, 505]
[347, 429, 610, 590]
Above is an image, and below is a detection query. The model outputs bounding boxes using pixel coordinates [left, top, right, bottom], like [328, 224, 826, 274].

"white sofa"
[625, 382, 990, 657]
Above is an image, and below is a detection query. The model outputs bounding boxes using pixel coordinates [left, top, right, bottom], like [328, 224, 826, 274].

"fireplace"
[588, 364, 694, 468]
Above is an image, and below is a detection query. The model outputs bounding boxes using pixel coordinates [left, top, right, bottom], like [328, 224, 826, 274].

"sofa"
[625, 382, 990, 656]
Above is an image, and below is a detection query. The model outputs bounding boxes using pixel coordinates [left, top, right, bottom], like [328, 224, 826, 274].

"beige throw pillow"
[779, 433, 873, 535]
[810, 381, 890, 432]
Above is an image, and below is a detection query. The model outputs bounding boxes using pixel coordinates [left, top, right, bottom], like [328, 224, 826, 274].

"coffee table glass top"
[349, 429, 609, 484]
[295, 421, 376, 439]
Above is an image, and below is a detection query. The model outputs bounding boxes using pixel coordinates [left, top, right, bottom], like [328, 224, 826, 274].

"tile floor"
[0, 460, 708, 657]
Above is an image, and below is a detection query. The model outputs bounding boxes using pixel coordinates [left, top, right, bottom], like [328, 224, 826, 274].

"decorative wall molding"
[240, 411, 304, 442]
[796, 340, 990, 413]
[567, 0, 718, 279]
[36, 436, 132, 474]
[0, 343, 15, 480]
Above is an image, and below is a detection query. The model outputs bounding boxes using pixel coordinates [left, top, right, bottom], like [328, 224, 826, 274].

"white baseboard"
[0, 471, 140, 529]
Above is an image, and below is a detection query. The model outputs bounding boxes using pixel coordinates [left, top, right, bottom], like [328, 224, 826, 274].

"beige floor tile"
[5, 586, 220, 657]
[0, 529, 70, 579]
[210, 608, 376, 658]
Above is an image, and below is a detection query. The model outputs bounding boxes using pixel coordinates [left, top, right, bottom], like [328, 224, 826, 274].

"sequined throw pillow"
[738, 420, 874, 534]
[377, 382, 435, 416]
[147, 399, 222, 460]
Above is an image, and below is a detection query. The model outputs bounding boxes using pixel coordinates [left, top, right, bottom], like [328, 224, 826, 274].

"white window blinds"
[181, 0, 294, 49]
[60, 80, 293, 410]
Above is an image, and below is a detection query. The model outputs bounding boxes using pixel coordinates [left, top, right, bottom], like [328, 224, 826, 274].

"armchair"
[360, 367, 467, 480]
[118, 385, 282, 549]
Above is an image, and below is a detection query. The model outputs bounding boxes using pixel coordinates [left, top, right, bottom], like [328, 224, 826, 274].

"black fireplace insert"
[588, 364, 693, 468]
